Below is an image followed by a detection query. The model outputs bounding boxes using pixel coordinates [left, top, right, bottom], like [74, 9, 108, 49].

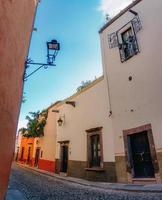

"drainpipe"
[100, 34, 112, 117]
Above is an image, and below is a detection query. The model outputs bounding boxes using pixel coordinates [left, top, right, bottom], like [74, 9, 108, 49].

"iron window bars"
[108, 11, 142, 62]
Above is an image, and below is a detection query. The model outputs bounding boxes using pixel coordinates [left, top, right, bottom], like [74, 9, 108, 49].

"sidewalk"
[18, 163, 162, 194]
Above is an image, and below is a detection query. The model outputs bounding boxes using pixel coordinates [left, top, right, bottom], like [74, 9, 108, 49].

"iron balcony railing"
[119, 35, 140, 62]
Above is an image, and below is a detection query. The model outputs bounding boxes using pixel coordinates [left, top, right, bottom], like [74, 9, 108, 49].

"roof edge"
[47, 75, 104, 110]
[99, 0, 142, 34]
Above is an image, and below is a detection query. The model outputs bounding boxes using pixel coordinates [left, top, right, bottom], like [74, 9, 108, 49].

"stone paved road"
[8, 164, 162, 200]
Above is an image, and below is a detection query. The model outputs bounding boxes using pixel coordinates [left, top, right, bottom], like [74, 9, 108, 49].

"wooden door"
[27, 146, 31, 164]
[20, 147, 24, 160]
[129, 131, 155, 178]
[34, 148, 40, 167]
[60, 145, 68, 173]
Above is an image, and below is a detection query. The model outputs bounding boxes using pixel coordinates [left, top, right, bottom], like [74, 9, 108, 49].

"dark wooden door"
[129, 131, 155, 178]
[60, 146, 68, 173]
[15, 147, 19, 161]
[34, 148, 40, 167]
[27, 147, 31, 164]
[20, 147, 24, 160]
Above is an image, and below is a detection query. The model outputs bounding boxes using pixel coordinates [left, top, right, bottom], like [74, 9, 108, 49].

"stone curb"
[17, 163, 162, 194]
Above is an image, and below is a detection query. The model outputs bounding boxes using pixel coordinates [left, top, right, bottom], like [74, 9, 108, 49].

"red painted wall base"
[38, 159, 55, 172]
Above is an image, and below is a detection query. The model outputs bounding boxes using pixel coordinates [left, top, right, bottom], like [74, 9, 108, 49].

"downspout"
[100, 33, 112, 117]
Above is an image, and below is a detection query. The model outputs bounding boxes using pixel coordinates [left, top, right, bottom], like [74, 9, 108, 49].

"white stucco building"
[55, 77, 116, 181]
[17, 0, 162, 184]
[55, 0, 162, 184]
[100, 0, 162, 183]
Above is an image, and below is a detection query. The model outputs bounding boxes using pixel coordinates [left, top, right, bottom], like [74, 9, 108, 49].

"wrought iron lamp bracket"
[23, 59, 56, 81]
[23, 39, 60, 81]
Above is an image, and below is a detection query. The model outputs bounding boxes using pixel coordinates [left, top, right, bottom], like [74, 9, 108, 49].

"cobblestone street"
[7, 164, 162, 200]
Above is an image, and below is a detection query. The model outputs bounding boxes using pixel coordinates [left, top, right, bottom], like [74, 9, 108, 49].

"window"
[119, 27, 139, 62]
[108, 15, 142, 63]
[86, 127, 103, 168]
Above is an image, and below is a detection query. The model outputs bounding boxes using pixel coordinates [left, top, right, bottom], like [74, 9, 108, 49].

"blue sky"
[18, 0, 132, 129]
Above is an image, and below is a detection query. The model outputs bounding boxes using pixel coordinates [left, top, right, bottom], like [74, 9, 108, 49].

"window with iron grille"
[119, 27, 139, 62]
[108, 14, 142, 63]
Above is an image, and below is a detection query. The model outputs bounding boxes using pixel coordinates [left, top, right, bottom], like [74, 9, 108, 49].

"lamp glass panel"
[48, 43, 59, 50]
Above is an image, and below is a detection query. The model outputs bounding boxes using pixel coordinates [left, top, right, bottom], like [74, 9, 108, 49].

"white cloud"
[98, 0, 133, 17]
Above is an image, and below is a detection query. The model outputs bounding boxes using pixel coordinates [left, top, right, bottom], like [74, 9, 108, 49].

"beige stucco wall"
[100, 0, 162, 155]
[32, 137, 38, 158]
[38, 107, 58, 161]
[0, 0, 36, 198]
[55, 78, 115, 162]
[15, 133, 22, 152]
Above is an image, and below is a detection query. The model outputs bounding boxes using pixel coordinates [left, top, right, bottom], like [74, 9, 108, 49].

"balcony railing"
[108, 13, 142, 63]
[119, 35, 139, 62]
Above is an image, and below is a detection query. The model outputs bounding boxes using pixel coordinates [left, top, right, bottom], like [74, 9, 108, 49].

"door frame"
[123, 124, 161, 183]
[58, 140, 69, 175]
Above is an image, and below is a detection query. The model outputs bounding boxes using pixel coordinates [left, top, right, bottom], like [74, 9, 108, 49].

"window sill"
[85, 167, 105, 172]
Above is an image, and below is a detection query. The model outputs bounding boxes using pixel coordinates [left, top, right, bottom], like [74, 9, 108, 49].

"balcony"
[119, 35, 139, 62]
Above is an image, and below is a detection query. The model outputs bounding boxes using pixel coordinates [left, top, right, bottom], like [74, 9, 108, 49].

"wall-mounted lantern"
[109, 110, 112, 117]
[47, 40, 60, 64]
[24, 39, 60, 80]
[57, 117, 63, 126]
[57, 115, 65, 127]
[36, 139, 40, 145]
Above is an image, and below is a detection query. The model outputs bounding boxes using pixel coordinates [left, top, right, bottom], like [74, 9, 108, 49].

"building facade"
[36, 104, 58, 172]
[16, 0, 162, 185]
[55, 77, 117, 182]
[15, 131, 22, 162]
[18, 103, 59, 172]
[0, 0, 37, 199]
[100, 0, 162, 183]
[18, 136, 35, 166]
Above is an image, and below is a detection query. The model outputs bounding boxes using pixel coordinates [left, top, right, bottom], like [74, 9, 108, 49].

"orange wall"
[19, 136, 56, 172]
[19, 137, 35, 165]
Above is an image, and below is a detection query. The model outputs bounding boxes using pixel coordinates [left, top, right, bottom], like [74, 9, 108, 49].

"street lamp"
[57, 115, 65, 126]
[24, 39, 60, 80]
[47, 40, 60, 64]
